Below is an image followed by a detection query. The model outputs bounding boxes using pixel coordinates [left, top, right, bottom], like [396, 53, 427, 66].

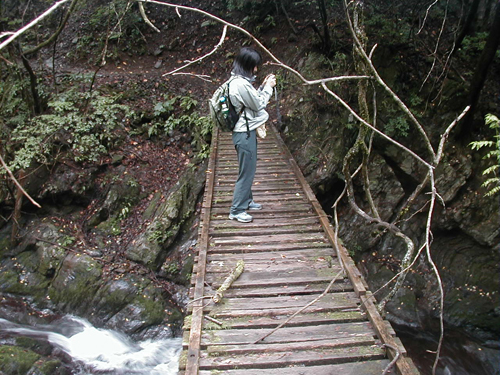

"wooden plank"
[206, 304, 361, 319]
[188, 280, 352, 299]
[210, 216, 321, 230]
[199, 260, 331, 274]
[207, 242, 332, 254]
[203, 254, 332, 270]
[360, 294, 418, 374]
[206, 336, 377, 355]
[203, 266, 344, 287]
[202, 310, 365, 329]
[198, 345, 386, 370]
[216, 160, 290, 168]
[215, 176, 299, 184]
[212, 232, 327, 245]
[213, 194, 308, 204]
[206, 249, 335, 262]
[217, 168, 295, 176]
[213, 185, 300, 192]
[210, 225, 323, 237]
[206, 292, 359, 312]
[199, 321, 376, 346]
[211, 212, 319, 222]
[198, 360, 394, 375]
[184, 127, 221, 374]
[220, 282, 353, 298]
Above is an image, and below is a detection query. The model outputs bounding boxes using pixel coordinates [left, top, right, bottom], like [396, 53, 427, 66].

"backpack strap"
[228, 77, 250, 138]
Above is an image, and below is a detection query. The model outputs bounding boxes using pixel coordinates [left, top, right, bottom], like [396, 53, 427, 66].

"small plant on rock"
[470, 114, 500, 197]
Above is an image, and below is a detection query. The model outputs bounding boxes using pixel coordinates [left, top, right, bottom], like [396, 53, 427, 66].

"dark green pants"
[230, 130, 257, 215]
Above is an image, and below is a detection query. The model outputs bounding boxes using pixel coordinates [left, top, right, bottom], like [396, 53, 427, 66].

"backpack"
[208, 78, 243, 132]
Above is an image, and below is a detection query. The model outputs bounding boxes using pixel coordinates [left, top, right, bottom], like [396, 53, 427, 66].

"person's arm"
[239, 78, 274, 112]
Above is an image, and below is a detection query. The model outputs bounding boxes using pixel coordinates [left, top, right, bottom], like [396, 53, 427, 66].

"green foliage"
[0, 68, 32, 134]
[364, 13, 412, 44]
[384, 115, 409, 137]
[153, 96, 176, 117]
[226, 0, 251, 11]
[8, 89, 133, 171]
[470, 114, 500, 197]
[146, 94, 212, 159]
[180, 96, 198, 112]
[72, 0, 147, 62]
[459, 32, 488, 58]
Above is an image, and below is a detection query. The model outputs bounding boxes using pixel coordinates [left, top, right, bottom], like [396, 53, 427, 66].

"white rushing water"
[0, 316, 182, 374]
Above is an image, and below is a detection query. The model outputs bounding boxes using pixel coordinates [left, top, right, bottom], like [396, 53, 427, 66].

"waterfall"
[0, 316, 182, 374]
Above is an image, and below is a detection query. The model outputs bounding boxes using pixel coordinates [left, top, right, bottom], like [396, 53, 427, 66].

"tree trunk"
[20, 52, 43, 115]
[317, 0, 331, 53]
[452, 0, 480, 54]
[461, 2, 500, 132]
[11, 169, 25, 244]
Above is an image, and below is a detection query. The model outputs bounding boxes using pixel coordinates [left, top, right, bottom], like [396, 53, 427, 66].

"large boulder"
[125, 161, 206, 270]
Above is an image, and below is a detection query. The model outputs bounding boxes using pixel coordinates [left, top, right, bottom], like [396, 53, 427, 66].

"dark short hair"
[232, 47, 262, 78]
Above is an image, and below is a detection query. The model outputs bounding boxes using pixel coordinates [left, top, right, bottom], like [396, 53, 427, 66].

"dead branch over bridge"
[179, 126, 418, 375]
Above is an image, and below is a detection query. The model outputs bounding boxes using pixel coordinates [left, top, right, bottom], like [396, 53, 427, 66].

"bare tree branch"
[321, 82, 433, 169]
[23, 0, 80, 56]
[0, 0, 72, 51]
[420, 0, 450, 90]
[0, 154, 41, 208]
[139, 1, 160, 32]
[344, 0, 436, 160]
[254, 269, 344, 344]
[163, 25, 228, 76]
[419, 0, 440, 34]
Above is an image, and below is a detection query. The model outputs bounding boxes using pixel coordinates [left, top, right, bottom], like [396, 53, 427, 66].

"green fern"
[470, 114, 500, 197]
[8, 89, 132, 170]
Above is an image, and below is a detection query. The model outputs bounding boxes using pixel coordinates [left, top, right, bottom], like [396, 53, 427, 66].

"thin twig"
[382, 343, 401, 375]
[171, 73, 212, 82]
[254, 269, 344, 344]
[0, 154, 41, 208]
[164, 25, 227, 76]
[420, 0, 450, 90]
[204, 315, 223, 326]
[418, 0, 440, 34]
[426, 169, 445, 375]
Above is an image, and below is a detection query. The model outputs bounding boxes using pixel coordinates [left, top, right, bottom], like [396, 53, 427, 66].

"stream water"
[395, 324, 500, 375]
[1, 299, 498, 375]
[0, 316, 182, 374]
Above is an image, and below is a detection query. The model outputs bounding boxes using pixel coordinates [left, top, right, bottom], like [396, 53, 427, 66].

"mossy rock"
[103, 279, 180, 334]
[33, 359, 66, 375]
[95, 216, 122, 235]
[0, 266, 27, 294]
[15, 337, 52, 356]
[0, 346, 39, 375]
[90, 275, 140, 321]
[125, 161, 207, 270]
[48, 253, 103, 314]
[0, 228, 13, 255]
[35, 239, 67, 277]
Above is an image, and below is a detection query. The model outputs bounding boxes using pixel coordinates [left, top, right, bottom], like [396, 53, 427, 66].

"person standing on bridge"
[228, 47, 276, 223]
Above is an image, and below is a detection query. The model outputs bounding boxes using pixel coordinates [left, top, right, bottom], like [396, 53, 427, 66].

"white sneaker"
[229, 212, 253, 223]
[248, 200, 262, 210]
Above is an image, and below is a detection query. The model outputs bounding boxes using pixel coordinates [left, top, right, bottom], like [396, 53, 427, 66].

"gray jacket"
[228, 74, 273, 132]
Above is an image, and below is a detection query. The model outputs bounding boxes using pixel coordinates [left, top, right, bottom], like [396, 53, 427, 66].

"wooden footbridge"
[179, 126, 418, 374]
